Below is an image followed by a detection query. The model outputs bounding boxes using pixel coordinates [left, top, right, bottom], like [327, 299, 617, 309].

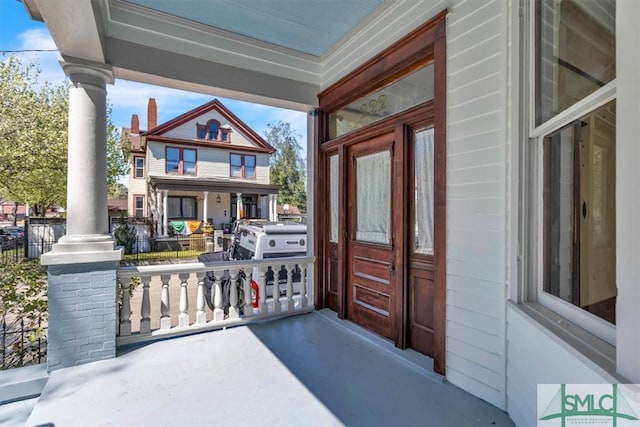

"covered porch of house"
[148, 175, 280, 236]
[21, 311, 513, 427]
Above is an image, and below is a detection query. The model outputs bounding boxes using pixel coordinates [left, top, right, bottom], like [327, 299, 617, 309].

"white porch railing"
[116, 256, 314, 346]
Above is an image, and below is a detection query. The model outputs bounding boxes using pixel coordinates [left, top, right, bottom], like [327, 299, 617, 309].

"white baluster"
[299, 264, 308, 309]
[140, 275, 151, 334]
[242, 269, 253, 317]
[285, 264, 294, 312]
[272, 266, 281, 314]
[213, 270, 224, 321]
[178, 272, 190, 327]
[259, 267, 268, 315]
[119, 280, 131, 336]
[196, 271, 206, 324]
[228, 269, 240, 319]
[160, 274, 171, 330]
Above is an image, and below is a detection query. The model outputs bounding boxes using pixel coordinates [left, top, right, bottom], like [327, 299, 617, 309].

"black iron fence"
[121, 235, 216, 262]
[1, 315, 47, 370]
[0, 237, 54, 264]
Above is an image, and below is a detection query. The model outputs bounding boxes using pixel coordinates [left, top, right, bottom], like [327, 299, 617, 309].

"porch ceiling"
[149, 175, 280, 194]
[22, 0, 436, 110]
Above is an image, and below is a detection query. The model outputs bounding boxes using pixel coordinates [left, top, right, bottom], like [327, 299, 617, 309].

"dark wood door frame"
[315, 10, 447, 374]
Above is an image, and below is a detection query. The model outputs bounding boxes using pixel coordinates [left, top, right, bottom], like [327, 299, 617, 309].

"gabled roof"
[121, 127, 146, 154]
[143, 98, 275, 154]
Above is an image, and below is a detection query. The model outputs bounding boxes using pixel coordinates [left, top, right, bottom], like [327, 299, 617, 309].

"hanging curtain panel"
[330, 154, 339, 243]
[415, 128, 434, 255]
[356, 150, 391, 244]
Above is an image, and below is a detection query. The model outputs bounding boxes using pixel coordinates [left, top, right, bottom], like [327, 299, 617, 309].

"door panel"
[407, 128, 436, 357]
[347, 133, 396, 340]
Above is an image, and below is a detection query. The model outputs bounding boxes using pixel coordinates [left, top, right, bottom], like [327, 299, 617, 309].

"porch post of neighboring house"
[156, 189, 162, 235]
[163, 190, 169, 236]
[236, 192, 243, 220]
[40, 61, 123, 372]
[203, 191, 208, 224]
[269, 194, 277, 221]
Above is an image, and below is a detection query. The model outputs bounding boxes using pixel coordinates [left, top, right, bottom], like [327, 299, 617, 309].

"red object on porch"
[251, 279, 259, 308]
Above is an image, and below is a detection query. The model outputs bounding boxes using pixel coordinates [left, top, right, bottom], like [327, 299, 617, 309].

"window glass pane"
[208, 122, 219, 139]
[166, 148, 179, 173]
[135, 196, 144, 218]
[414, 128, 434, 255]
[183, 149, 196, 175]
[197, 128, 206, 139]
[167, 197, 181, 218]
[135, 157, 144, 178]
[245, 155, 256, 178]
[329, 155, 339, 243]
[543, 100, 616, 324]
[356, 150, 390, 244]
[182, 198, 196, 218]
[329, 63, 434, 139]
[535, 0, 615, 126]
[230, 154, 242, 177]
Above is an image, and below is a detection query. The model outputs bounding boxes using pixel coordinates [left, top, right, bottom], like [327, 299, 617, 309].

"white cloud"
[18, 28, 57, 50]
[13, 28, 65, 87]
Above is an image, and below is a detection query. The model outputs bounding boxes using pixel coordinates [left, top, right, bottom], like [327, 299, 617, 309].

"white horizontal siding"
[445, 0, 508, 410]
[506, 305, 615, 426]
[146, 141, 270, 184]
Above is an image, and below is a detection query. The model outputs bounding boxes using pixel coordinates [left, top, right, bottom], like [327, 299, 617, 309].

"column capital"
[60, 59, 114, 86]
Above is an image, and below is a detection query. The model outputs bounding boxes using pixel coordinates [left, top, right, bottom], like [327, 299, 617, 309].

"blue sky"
[0, 0, 307, 148]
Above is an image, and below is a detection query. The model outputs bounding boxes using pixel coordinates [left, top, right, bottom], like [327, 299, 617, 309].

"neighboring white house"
[29, 1, 640, 425]
[122, 98, 279, 235]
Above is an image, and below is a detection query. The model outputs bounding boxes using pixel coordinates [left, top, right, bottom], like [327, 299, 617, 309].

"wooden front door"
[346, 132, 400, 340]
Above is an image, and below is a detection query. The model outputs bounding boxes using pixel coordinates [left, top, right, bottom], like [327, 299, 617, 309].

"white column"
[203, 191, 209, 223]
[236, 192, 243, 220]
[163, 190, 168, 236]
[269, 194, 277, 221]
[41, 62, 121, 264]
[156, 189, 162, 235]
[617, 0, 640, 383]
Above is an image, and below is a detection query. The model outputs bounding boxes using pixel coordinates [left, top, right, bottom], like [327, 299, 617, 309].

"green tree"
[264, 121, 307, 212]
[0, 55, 127, 213]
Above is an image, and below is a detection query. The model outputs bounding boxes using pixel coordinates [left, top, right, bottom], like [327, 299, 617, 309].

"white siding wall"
[444, 0, 509, 410]
[162, 110, 256, 148]
[146, 141, 270, 184]
[506, 305, 616, 426]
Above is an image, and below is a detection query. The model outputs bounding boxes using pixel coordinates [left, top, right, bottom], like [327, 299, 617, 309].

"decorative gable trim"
[142, 98, 275, 153]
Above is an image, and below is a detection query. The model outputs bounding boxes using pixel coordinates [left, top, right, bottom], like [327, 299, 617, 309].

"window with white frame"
[529, 0, 616, 342]
[134, 156, 145, 179]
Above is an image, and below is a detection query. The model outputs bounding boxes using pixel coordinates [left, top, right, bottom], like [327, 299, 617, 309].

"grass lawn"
[122, 249, 205, 263]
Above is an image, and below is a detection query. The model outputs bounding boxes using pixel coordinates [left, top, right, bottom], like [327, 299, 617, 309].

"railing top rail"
[117, 255, 316, 279]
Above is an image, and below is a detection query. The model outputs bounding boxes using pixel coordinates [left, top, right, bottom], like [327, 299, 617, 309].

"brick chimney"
[131, 114, 139, 134]
[147, 98, 157, 130]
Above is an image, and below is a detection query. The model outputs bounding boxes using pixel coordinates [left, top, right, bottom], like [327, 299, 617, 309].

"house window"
[230, 154, 256, 179]
[167, 196, 196, 219]
[134, 195, 144, 218]
[166, 147, 196, 175]
[528, 0, 616, 342]
[208, 120, 220, 140]
[134, 157, 145, 179]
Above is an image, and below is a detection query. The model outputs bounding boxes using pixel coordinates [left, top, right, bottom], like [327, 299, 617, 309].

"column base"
[41, 235, 123, 265]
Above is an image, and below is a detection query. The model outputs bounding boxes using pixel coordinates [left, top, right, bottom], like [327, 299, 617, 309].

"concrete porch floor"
[26, 310, 514, 426]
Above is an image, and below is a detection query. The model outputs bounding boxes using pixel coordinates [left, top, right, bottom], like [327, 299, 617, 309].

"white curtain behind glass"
[182, 199, 196, 218]
[415, 129, 434, 254]
[356, 151, 390, 244]
[167, 198, 181, 218]
[330, 155, 339, 242]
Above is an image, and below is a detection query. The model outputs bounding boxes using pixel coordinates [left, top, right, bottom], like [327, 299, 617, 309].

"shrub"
[114, 222, 137, 254]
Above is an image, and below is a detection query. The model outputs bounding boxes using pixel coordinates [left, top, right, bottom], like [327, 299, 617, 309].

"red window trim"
[134, 156, 145, 179]
[134, 194, 145, 218]
[165, 146, 197, 175]
[230, 153, 256, 179]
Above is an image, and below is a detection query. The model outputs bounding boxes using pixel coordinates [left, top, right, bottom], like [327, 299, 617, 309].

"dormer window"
[207, 120, 219, 140]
